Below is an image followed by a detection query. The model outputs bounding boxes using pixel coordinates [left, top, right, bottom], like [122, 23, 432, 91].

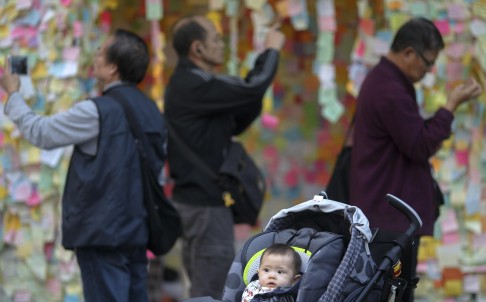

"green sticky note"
[146, 0, 163, 20]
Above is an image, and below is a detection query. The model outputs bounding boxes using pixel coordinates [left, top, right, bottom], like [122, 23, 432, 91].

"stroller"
[185, 192, 422, 302]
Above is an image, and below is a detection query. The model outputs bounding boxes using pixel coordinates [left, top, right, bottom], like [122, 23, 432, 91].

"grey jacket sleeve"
[4, 92, 99, 154]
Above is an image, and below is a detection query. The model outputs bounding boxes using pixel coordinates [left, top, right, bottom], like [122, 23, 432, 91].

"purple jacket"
[349, 57, 453, 236]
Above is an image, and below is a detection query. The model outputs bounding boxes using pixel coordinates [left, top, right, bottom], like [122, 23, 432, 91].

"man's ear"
[191, 41, 203, 56]
[108, 63, 118, 77]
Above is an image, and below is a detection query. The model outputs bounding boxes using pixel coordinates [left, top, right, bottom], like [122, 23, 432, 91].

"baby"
[242, 243, 302, 302]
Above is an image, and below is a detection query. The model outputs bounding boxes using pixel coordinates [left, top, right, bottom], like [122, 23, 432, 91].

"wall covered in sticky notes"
[0, 1, 116, 301]
[1, 0, 486, 301]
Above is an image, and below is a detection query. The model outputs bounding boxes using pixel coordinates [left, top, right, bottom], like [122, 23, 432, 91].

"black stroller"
[185, 192, 422, 302]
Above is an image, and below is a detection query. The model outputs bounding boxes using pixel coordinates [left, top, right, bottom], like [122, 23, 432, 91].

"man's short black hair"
[106, 29, 149, 84]
[172, 16, 207, 58]
[390, 17, 444, 53]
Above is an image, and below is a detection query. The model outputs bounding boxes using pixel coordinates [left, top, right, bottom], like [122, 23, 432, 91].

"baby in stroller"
[185, 192, 421, 302]
[242, 243, 302, 302]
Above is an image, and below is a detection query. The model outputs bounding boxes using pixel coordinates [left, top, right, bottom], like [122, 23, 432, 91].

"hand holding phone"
[9, 56, 28, 75]
[0, 56, 22, 96]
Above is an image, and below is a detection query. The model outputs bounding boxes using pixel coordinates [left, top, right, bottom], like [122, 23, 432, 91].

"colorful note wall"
[344, 0, 486, 300]
[0, 1, 116, 300]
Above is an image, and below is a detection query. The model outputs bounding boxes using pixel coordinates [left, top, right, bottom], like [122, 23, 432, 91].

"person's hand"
[444, 78, 482, 112]
[264, 22, 285, 51]
[0, 57, 21, 96]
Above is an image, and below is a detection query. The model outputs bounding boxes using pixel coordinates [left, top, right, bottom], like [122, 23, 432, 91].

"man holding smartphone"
[1, 30, 167, 302]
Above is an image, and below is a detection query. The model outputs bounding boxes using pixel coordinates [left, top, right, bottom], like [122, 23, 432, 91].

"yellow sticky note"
[245, 0, 266, 10]
[25, 147, 41, 165]
[275, 0, 290, 18]
[472, 1, 486, 20]
[102, 0, 119, 10]
[0, 185, 7, 200]
[31, 61, 49, 80]
[0, 3, 19, 21]
[206, 11, 223, 34]
[389, 13, 409, 32]
[0, 25, 9, 39]
[444, 279, 462, 296]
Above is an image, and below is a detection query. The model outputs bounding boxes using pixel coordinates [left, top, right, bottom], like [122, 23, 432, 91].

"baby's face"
[257, 253, 298, 288]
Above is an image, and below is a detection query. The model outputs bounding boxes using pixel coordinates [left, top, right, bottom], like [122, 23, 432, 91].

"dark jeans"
[174, 202, 235, 299]
[76, 246, 148, 302]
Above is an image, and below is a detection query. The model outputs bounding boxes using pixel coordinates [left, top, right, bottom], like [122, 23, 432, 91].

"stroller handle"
[386, 194, 423, 237]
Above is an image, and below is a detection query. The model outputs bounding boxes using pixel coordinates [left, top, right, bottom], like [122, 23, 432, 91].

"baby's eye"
[278, 270, 284, 274]
[263, 268, 270, 273]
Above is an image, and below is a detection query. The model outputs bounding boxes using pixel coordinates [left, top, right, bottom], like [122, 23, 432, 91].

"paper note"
[63, 47, 81, 61]
[318, 16, 336, 32]
[444, 279, 463, 296]
[410, 2, 427, 16]
[16, 0, 33, 10]
[448, 3, 470, 20]
[244, 0, 266, 10]
[316, 0, 334, 17]
[463, 274, 480, 293]
[441, 208, 459, 234]
[321, 100, 344, 123]
[209, 0, 226, 10]
[470, 19, 486, 37]
[318, 86, 337, 105]
[225, 0, 239, 17]
[445, 43, 467, 60]
[145, 0, 162, 20]
[261, 113, 279, 130]
[436, 244, 461, 269]
[465, 182, 481, 215]
[434, 19, 451, 35]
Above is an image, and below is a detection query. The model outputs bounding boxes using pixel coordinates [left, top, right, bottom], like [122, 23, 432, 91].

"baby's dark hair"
[261, 243, 302, 274]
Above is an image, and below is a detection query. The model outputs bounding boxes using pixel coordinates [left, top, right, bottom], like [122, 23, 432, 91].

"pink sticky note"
[47, 278, 61, 296]
[473, 234, 486, 250]
[455, 150, 469, 166]
[446, 61, 464, 83]
[26, 190, 41, 207]
[73, 21, 83, 38]
[442, 232, 460, 244]
[318, 16, 336, 32]
[63, 47, 80, 61]
[60, 0, 73, 7]
[11, 27, 37, 40]
[284, 168, 299, 187]
[4, 230, 16, 244]
[445, 43, 466, 60]
[441, 209, 459, 234]
[261, 113, 279, 130]
[12, 179, 32, 202]
[448, 4, 468, 21]
[355, 40, 365, 58]
[434, 20, 450, 35]
[453, 22, 465, 34]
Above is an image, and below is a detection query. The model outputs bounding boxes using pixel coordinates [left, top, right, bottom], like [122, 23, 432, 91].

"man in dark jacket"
[349, 17, 482, 301]
[165, 15, 284, 299]
[1, 29, 166, 301]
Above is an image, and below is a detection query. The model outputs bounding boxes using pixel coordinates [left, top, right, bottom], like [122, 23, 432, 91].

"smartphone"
[9, 56, 28, 75]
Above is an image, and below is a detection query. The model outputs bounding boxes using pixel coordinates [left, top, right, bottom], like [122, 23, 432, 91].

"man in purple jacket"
[349, 17, 481, 300]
